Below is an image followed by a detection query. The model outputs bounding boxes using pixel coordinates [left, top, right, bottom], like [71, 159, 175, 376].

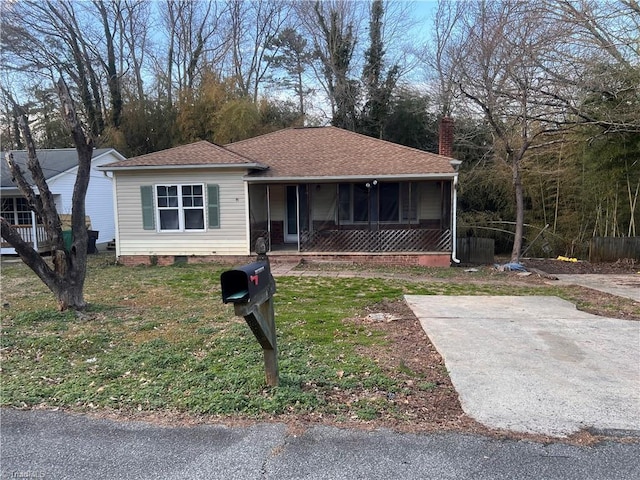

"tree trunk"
[511, 161, 525, 263]
[53, 276, 87, 311]
[2, 77, 92, 312]
[96, 0, 123, 128]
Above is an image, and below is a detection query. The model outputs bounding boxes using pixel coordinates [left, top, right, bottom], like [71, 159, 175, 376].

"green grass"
[1, 254, 637, 422]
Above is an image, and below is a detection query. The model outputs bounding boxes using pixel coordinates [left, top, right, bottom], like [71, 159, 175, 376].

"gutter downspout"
[244, 181, 251, 255]
[31, 211, 38, 251]
[451, 175, 460, 264]
[296, 185, 301, 252]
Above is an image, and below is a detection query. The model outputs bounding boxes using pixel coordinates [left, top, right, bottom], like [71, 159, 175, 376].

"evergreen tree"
[360, 0, 399, 138]
[265, 27, 314, 120]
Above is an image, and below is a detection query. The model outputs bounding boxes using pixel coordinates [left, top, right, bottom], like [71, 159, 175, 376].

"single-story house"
[1, 147, 125, 254]
[100, 125, 461, 267]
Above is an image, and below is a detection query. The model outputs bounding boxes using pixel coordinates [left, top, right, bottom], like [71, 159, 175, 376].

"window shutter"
[140, 186, 155, 230]
[207, 184, 220, 228]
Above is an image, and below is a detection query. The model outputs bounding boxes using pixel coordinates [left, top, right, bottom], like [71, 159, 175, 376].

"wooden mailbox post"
[220, 239, 279, 386]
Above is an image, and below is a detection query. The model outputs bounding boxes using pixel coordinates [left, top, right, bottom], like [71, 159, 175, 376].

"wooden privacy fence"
[589, 237, 640, 262]
[456, 237, 495, 264]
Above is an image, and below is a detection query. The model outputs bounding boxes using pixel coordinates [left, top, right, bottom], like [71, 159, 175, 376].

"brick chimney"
[438, 117, 454, 157]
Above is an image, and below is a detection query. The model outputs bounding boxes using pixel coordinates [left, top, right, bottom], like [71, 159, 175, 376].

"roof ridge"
[325, 126, 451, 159]
[227, 126, 453, 160]
[225, 127, 311, 148]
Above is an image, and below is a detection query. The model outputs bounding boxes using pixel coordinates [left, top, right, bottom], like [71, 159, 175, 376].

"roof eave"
[99, 162, 269, 172]
[92, 148, 127, 163]
[243, 173, 458, 183]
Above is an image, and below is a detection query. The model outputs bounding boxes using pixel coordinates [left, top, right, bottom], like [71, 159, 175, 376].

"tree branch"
[0, 217, 60, 293]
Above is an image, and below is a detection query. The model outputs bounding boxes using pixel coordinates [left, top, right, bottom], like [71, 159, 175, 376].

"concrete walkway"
[554, 274, 640, 302]
[405, 295, 640, 437]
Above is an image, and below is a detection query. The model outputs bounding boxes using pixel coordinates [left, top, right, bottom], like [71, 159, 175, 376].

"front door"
[284, 185, 308, 243]
[285, 185, 298, 243]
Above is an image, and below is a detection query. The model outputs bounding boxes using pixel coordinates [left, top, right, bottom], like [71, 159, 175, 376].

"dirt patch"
[522, 257, 638, 274]
[352, 299, 475, 432]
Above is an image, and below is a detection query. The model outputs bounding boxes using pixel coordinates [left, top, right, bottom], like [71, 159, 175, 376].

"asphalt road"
[2, 409, 639, 480]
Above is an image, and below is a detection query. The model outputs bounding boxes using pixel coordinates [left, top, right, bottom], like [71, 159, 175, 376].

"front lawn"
[1, 254, 636, 429]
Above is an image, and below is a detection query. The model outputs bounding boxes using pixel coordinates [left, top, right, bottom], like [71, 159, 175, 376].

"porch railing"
[1, 224, 51, 250]
[300, 228, 452, 253]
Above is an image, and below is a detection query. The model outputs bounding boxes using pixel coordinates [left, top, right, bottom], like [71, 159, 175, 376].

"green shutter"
[140, 186, 155, 230]
[207, 184, 220, 229]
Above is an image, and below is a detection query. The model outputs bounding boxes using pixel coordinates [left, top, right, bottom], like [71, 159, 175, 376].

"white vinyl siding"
[47, 152, 119, 245]
[113, 170, 248, 256]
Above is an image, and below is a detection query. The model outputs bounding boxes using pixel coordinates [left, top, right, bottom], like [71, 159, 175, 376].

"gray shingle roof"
[1, 148, 114, 188]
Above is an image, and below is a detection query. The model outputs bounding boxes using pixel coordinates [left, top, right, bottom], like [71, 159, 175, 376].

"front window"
[156, 184, 205, 231]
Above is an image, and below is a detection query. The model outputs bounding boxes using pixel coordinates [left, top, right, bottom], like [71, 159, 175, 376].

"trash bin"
[87, 230, 99, 254]
[62, 230, 72, 252]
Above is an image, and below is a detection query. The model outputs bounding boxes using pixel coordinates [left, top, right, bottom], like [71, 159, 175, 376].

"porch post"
[266, 185, 272, 252]
[31, 210, 38, 251]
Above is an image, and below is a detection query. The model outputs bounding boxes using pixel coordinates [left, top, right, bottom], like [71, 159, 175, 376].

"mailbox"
[221, 261, 272, 304]
[219, 242, 279, 386]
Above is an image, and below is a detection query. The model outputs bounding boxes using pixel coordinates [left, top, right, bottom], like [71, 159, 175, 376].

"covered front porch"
[248, 180, 455, 258]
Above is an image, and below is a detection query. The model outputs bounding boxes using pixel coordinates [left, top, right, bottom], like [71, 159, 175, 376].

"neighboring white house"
[1, 147, 126, 254]
[100, 127, 461, 267]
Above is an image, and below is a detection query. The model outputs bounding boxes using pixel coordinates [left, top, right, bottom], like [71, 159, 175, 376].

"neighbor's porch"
[248, 180, 454, 256]
[1, 196, 52, 254]
[0, 221, 52, 254]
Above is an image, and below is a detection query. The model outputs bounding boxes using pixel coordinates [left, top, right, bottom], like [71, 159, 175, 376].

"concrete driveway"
[405, 295, 640, 437]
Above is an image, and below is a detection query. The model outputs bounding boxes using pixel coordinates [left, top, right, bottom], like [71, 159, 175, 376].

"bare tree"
[155, 0, 227, 107]
[450, 0, 567, 262]
[0, 0, 132, 135]
[294, 0, 365, 126]
[2, 1, 161, 132]
[116, 0, 151, 102]
[227, 0, 290, 103]
[93, 0, 123, 128]
[424, 0, 465, 116]
[539, 0, 640, 134]
[1, 79, 94, 311]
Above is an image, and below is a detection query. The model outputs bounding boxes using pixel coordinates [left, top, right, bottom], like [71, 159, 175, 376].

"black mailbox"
[221, 261, 272, 304]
